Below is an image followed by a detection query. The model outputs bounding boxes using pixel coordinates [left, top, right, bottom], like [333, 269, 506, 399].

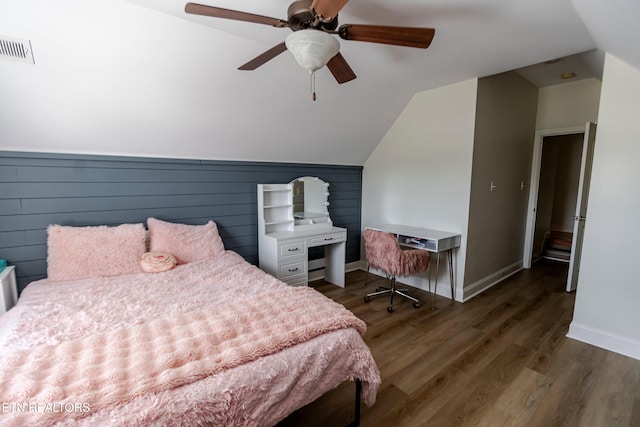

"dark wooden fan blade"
[326, 53, 356, 84]
[338, 24, 435, 48]
[238, 42, 288, 70]
[311, 0, 350, 19]
[185, 3, 288, 28]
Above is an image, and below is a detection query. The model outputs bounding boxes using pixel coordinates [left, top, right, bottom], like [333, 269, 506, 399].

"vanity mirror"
[290, 176, 331, 226]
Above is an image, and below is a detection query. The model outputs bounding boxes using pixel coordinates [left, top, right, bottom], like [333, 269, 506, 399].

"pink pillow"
[147, 218, 225, 264]
[47, 223, 146, 281]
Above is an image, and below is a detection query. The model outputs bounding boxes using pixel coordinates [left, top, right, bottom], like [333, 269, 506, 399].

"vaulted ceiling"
[0, 0, 638, 165]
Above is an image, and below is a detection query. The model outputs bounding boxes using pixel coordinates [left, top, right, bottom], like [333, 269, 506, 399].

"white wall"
[568, 54, 640, 360]
[535, 78, 601, 130]
[362, 79, 478, 300]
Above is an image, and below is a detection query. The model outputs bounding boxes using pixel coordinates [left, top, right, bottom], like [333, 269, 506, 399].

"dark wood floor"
[279, 260, 640, 427]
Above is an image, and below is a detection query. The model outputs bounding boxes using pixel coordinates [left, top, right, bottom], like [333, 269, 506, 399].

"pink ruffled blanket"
[1, 286, 365, 425]
[0, 253, 380, 426]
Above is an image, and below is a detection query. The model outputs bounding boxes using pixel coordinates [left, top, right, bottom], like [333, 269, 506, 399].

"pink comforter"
[0, 251, 380, 426]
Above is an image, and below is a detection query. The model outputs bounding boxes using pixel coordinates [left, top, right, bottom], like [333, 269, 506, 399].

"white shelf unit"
[258, 183, 306, 286]
[258, 184, 294, 234]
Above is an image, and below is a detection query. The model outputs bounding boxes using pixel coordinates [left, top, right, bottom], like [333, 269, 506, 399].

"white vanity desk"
[257, 177, 346, 287]
[1, 266, 18, 316]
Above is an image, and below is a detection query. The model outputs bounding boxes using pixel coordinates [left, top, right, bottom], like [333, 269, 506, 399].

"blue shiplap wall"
[0, 151, 363, 292]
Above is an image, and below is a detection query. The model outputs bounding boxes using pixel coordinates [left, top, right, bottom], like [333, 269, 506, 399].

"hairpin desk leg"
[432, 252, 441, 310]
[448, 249, 455, 300]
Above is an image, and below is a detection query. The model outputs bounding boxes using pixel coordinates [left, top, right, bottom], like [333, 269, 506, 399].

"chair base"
[364, 273, 421, 313]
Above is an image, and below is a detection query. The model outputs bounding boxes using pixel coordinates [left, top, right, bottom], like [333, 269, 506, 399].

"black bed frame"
[348, 379, 363, 427]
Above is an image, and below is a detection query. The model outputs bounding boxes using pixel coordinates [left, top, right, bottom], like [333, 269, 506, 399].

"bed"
[0, 219, 380, 426]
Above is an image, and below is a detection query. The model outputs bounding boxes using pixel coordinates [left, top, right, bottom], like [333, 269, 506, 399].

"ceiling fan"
[185, 0, 435, 98]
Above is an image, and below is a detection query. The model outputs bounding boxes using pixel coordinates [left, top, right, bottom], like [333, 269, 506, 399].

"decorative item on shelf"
[405, 237, 427, 248]
[0, 259, 6, 273]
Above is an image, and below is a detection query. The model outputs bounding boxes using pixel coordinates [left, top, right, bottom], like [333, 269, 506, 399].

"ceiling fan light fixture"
[285, 29, 340, 73]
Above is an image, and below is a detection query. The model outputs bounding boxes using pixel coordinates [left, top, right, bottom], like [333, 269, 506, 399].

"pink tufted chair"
[363, 228, 431, 312]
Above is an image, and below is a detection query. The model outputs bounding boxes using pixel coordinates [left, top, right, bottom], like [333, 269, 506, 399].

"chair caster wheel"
[413, 302, 421, 309]
[387, 306, 394, 313]
[364, 296, 371, 303]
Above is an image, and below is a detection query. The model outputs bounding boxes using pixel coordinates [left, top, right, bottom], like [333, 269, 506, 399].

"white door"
[566, 122, 597, 292]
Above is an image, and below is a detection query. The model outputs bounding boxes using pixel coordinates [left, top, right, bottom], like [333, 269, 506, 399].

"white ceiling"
[515, 49, 604, 88]
[1, 0, 639, 165]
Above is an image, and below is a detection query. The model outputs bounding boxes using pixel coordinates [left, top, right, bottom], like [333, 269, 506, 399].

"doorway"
[533, 133, 584, 262]
[523, 123, 597, 292]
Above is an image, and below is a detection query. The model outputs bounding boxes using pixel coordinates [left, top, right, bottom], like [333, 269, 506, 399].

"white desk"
[260, 226, 347, 287]
[368, 224, 461, 301]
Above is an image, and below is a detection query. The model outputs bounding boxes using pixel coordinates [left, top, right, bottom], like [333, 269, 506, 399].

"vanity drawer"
[309, 232, 346, 247]
[279, 261, 307, 278]
[279, 240, 306, 259]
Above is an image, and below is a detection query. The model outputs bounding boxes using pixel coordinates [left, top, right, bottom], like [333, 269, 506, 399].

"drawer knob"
[288, 267, 299, 272]
[288, 248, 299, 252]
[324, 237, 334, 241]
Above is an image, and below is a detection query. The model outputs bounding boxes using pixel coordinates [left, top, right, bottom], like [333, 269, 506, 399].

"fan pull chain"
[310, 70, 317, 101]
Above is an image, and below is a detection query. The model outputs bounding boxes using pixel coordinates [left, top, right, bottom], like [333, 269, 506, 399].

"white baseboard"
[312, 259, 523, 305]
[567, 322, 640, 361]
[349, 260, 367, 272]
[461, 261, 523, 302]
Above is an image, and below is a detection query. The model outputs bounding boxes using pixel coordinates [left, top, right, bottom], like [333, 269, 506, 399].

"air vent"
[0, 36, 34, 64]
